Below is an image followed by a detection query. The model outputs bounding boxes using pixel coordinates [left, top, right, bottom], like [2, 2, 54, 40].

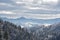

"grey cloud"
[0, 0, 60, 19]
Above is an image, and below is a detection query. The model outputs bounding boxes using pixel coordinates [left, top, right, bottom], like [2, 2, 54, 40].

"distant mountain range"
[1, 17, 60, 25]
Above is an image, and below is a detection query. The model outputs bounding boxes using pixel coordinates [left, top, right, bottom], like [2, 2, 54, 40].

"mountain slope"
[0, 18, 60, 40]
[0, 19, 34, 40]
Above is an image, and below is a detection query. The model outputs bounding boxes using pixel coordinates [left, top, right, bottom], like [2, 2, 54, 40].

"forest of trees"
[0, 19, 60, 40]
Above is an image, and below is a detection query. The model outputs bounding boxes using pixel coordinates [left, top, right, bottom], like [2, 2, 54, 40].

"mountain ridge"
[1, 17, 60, 24]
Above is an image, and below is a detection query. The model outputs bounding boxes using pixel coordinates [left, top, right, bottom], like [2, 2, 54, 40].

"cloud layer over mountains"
[0, 0, 60, 19]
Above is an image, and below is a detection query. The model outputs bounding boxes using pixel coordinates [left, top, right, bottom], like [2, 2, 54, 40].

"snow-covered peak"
[43, 24, 51, 27]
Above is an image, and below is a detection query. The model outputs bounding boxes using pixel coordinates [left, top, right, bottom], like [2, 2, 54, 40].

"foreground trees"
[0, 19, 60, 40]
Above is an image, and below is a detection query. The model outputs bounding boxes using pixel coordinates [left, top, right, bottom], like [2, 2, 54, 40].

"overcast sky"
[0, 0, 60, 19]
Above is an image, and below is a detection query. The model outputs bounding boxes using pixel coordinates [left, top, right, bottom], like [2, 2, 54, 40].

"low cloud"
[0, 11, 15, 14]
[1, 12, 60, 19]
[22, 13, 60, 19]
